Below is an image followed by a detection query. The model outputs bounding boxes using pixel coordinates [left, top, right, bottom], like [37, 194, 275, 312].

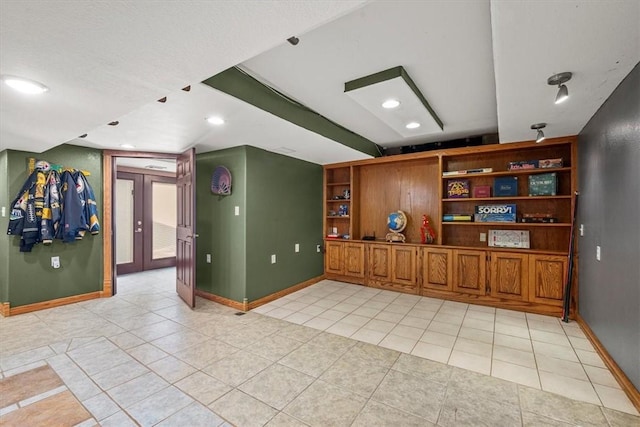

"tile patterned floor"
[0, 268, 637, 426]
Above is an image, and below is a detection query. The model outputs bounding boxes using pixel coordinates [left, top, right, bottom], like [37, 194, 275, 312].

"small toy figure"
[420, 214, 436, 244]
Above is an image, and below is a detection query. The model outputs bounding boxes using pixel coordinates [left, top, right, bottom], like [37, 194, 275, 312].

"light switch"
[271, 254, 276, 264]
[579, 224, 584, 236]
[1, 207, 5, 217]
[234, 206, 240, 216]
[206, 254, 211, 263]
[295, 243, 300, 253]
[596, 246, 601, 261]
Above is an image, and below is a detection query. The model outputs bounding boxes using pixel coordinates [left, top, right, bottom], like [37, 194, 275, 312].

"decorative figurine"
[420, 214, 436, 244]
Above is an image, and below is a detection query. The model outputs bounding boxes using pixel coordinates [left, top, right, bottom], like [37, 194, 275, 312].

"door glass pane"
[152, 182, 177, 259]
[116, 179, 134, 264]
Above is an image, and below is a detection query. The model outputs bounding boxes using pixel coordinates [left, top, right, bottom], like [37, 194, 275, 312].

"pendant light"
[547, 72, 572, 104]
[531, 123, 546, 143]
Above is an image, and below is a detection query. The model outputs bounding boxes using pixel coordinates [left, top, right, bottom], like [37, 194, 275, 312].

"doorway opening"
[115, 158, 177, 275]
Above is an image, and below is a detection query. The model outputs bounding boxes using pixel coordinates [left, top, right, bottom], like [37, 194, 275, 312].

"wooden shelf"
[326, 181, 350, 186]
[442, 221, 571, 227]
[326, 199, 351, 203]
[442, 195, 571, 202]
[442, 167, 571, 179]
[327, 216, 350, 219]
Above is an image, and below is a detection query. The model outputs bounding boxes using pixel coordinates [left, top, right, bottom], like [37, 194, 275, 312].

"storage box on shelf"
[323, 137, 577, 317]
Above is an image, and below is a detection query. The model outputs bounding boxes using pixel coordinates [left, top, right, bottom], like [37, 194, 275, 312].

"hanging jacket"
[58, 171, 84, 243]
[76, 171, 100, 238]
[6, 171, 46, 252]
[40, 170, 62, 244]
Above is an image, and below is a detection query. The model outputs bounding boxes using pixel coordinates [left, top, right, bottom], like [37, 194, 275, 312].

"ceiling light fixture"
[287, 36, 299, 46]
[1, 75, 48, 94]
[108, 121, 119, 126]
[345, 66, 443, 137]
[120, 144, 135, 149]
[382, 99, 400, 109]
[206, 116, 225, 125]
[547, 72, 572, 104]
[531, 123, 546, 143]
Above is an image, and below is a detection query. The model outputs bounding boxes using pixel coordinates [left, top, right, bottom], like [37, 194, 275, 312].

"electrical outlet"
[206, 254, 211, 263]
[271, 254, 276, 264]
[295, 243, 299, 253]
[316, 244, 321, 253]
[596, 245, 601, 261]
[51, 256, 60, 269]
[234, 206, 240, 216]
[479, 232, 487, 242]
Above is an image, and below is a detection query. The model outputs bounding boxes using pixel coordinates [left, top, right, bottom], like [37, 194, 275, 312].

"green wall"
[245, 146, 323, 301]
[0, 150, 8, 302]
[196, 147, 247, 302]
[2, 145, 103, 307]
[195, 146, 323, 303]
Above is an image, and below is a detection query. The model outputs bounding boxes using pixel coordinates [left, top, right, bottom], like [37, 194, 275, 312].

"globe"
[387, 210, 407, 233]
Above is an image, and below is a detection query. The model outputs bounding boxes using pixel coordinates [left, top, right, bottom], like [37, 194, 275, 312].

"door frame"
[102, 151, 181, 296]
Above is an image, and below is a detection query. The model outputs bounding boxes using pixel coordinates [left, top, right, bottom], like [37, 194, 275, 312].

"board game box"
[539, 158, 563, 168]
[494, 176, 518, 197]
[447, 179, 470, 198]
[488, 230, 530, 248]
[474, 204, 517, 222]
[473, 185, 491, 198]
[508, 160, 538, 170]
[528, 172, 557, 196]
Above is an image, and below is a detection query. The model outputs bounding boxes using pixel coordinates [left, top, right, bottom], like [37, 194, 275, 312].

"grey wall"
[578, 62, 640, 389]
[0, 150, 9, 302]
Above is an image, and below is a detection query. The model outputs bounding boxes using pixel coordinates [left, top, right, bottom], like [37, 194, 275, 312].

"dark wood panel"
[453, 249, 486, 295]
[391, 246, 417, 288]
[368, 244, 391, 282]
[344, 243, 365, 278]
[529, 255, 566, 306]
[325, 241, 343, 275]
[421, 247, 453, 292]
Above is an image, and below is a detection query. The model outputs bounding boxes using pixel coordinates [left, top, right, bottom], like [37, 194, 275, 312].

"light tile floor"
[0, 268, 637, 427]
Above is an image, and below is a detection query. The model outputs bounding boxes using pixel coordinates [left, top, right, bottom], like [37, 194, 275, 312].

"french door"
[116, 171, 177, 275]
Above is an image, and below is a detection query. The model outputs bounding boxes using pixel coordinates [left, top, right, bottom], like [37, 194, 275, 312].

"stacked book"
[443, 168, 493, 176]
[443, 214, 473, 222]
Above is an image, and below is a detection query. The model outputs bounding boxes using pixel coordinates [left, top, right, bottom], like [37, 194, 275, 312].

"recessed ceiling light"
[120, 144, 135, 149]
[382, 99, 400, 109]
[405, 122, 421, 129]
[1, 75, 48, 94]
[206, 116, 225, 125]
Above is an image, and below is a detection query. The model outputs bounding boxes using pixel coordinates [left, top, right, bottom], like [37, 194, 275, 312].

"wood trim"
[117, 165, 176, 177]
[576, 314, 640, 412]
[0, 302, 10, 317]
[324, 136, 577, 168]
[195, 289, 246, 311]
[102, 154, 113, 296]
[247, 275, 325, 310]
[7, 292, 102, 316]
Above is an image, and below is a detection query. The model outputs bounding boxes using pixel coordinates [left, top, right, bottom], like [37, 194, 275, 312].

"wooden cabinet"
[391, 245, 418, 293]
[421, 247, 453, 292]
[323, 136, 578, 317]
[344, 242, 365, 279]
[529, 254, 567, 306]
[489, 252, 529, 301]
[367, 244, 391, 284]
[325, 240, 344, 276]
[453, 249, 487, 295]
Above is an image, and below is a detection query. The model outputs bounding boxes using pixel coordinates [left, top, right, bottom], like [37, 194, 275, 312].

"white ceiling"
[1, 1, 638, 164]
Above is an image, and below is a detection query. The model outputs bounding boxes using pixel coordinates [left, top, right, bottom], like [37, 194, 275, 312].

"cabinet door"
[344, 243, 365, 278]
[421, 248, 453, 292]
[325, 241, 344, 275]
[490, 252, 529, 301]
[453, 249, 486, 295]
[529, 255, 567, 306]
[391, 245, 417, 291]
[368, 244, 391, 282]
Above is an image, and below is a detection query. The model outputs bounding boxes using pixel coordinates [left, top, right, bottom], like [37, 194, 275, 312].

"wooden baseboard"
[247, 275, 325, 310]
[576, 314, 640, 412]
[195, 275, 325, 312]
[0, 302, 10, 317]
[5, 291, 103, 317]
[195, 289, 246, 311]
